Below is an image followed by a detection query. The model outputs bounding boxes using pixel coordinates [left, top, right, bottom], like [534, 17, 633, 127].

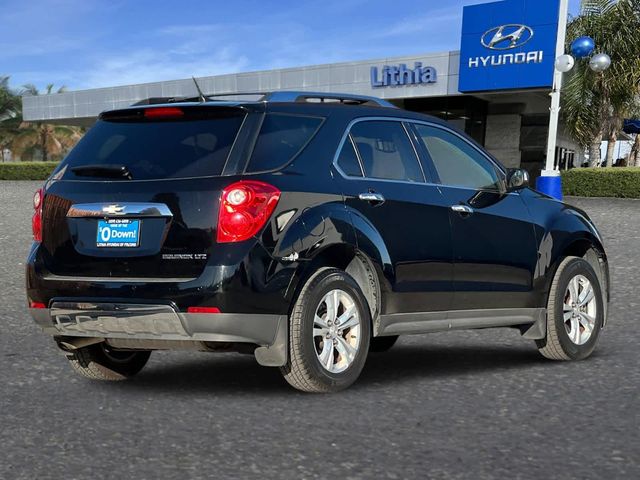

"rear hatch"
[40, 104, 252, 279]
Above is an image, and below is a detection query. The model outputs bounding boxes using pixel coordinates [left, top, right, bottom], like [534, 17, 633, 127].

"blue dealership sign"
[458, 0, 560, 92]
[371, 62, 437, 88]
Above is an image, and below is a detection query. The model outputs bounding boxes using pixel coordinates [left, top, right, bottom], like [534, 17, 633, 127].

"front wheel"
[536, 256, 604, 361]
[65, 343, 151, 381]
[281, 268, 371, 393]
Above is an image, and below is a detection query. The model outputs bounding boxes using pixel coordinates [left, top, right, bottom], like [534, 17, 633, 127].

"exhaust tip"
[56, 337, 104, 352]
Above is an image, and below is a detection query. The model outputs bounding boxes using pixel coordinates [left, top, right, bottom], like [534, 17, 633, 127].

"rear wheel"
[281, 268, 371, 393]
[537, 257, 604, 360]
[65, 343, 151, 381]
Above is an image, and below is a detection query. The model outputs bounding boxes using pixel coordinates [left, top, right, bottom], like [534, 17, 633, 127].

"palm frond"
[562, 0, 640, 152]
[20, 84, 38, 96]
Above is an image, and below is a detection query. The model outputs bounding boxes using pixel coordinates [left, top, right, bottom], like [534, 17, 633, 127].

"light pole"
[536, 0, 570, 200]
[536, 0, 612, 199]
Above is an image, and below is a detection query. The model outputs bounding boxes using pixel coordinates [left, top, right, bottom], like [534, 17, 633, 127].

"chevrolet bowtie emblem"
[481, 24, 534, 50]
[102, 205, 125, 215]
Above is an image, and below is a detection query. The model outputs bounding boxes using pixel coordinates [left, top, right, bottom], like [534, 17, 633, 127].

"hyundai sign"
[458, 0, 560, 92]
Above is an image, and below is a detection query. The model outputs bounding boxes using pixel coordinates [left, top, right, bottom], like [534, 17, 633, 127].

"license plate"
[96, 219, 140, 248]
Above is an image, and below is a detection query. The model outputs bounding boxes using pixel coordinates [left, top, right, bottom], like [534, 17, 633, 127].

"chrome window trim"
[349, 134, 366, 177]
[332, 116, 431, 186]
[335, 133, 365, 178]
[332, 116, 512, 193]
[401, 122, 428, 183]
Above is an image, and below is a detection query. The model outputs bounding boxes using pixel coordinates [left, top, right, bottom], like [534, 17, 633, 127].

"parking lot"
[1, 181, 638, 480]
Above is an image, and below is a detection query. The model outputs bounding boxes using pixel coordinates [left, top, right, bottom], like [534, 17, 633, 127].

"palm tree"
[0, 76, 21, 161]
[630, 134, 639, 166]
[12, 84, 83, 162]
[0, 76, 20, 122]
[562, 0, 640, 167]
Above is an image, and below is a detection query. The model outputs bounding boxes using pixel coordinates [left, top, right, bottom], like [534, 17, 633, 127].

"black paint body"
[26, 102, 609, 324]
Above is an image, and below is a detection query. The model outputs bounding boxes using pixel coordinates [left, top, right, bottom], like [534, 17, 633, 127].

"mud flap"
[254, 315, 288, 367]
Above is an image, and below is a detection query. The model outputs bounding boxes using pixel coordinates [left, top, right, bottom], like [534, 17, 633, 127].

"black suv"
[26, 91, 609, 392]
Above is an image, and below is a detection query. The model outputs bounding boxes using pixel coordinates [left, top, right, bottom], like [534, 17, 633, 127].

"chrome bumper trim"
[67, 202, 172, 218]
[29, 302, 288, 366]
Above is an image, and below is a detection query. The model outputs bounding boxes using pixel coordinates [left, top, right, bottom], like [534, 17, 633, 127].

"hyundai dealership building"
[22, 0, 579, 179]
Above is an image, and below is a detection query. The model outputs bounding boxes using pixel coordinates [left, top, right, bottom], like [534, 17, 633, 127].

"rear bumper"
[29, 302, 288, 367]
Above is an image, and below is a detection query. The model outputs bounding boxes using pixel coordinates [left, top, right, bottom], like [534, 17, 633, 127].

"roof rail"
[263, 91, 397, 108]
[130, 91, 396, 108]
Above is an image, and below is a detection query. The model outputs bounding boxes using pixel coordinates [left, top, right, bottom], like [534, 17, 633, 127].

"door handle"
[451, 204, 474, 215]
[358, 192, 385, 205]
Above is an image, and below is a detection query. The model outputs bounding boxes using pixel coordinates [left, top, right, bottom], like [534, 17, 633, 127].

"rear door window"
[246, 113, 324, 172]
[350, 120, 424, 182]
[59, 108, 245, 180]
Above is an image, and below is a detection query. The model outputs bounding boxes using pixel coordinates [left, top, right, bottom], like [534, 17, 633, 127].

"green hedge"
[0, 162, 59, 180]
[561, 167, 640, 198]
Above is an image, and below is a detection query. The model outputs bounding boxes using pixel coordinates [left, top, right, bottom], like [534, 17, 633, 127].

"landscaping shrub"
[0, 162, 59, 181]
[561, 167, 640, 198]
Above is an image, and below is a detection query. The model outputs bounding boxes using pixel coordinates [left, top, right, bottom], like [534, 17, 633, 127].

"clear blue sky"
[1, 0, 581, 92]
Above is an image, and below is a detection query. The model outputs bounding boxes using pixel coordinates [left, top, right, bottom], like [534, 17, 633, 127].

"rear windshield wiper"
[71, 164, 133, 180]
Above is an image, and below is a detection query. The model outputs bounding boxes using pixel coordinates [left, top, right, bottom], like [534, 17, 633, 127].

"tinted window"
[414, 125, 501, 191]
[247, 113, 323, 172]
[350, 121, 423, 182]
[60, 112, 245, 180]
[336, 136, 363, 177]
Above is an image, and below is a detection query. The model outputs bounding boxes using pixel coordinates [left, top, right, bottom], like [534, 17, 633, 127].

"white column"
[543, 0, 570, 174]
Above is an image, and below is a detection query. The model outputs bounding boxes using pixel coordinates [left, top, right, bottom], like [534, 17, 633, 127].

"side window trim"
[347, 133, 366, 177]
[223, 111, 261, 176]
[400, 122, 429, 183]
[403, 122, 438, 184]
[331, 117, 426, 184]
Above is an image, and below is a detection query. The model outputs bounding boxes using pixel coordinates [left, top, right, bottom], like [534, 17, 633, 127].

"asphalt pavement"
[1, 181, 638, 480]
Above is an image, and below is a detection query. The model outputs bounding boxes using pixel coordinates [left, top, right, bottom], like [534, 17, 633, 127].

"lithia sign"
[370, 62, 437, 88]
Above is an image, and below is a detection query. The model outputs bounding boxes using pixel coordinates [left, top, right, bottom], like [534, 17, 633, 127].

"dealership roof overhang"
[21, 51, 465, 127]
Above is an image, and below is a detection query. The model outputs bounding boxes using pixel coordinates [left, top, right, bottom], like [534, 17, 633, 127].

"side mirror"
[506, 168, 530, 191]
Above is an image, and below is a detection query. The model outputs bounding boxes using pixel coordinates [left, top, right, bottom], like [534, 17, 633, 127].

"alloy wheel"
[563, 274, 597, 345]
[312, 289, 362, 373]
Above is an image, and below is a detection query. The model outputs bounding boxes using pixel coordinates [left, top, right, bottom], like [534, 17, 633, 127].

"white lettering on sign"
[468, 51, 543, 68]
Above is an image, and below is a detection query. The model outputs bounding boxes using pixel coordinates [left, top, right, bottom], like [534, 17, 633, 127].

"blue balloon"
[571, 36, 595, 58]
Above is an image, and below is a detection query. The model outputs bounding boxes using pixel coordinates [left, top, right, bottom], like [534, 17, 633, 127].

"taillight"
[217, 181, 280, 243]
[29, 301, 46, 309]
[32, 188, 43, 242]
[187, 306, 221, 314]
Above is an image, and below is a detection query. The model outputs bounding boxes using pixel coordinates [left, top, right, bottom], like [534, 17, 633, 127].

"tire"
[537, 256, 604, 361]
[280, 268, 371, 393]
[65, 343, 151, 381]
[369, 335, 399, 353]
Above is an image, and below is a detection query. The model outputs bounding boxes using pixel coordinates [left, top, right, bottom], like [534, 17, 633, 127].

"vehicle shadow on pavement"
[120, 343, 548, 394]
[359, 344, 547, 386]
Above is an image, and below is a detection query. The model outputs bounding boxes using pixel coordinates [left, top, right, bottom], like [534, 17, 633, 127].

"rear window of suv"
[58, 108, 246, 180]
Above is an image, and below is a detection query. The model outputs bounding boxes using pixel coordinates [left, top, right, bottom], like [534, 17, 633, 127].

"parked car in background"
[26, 92, 609, 392]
